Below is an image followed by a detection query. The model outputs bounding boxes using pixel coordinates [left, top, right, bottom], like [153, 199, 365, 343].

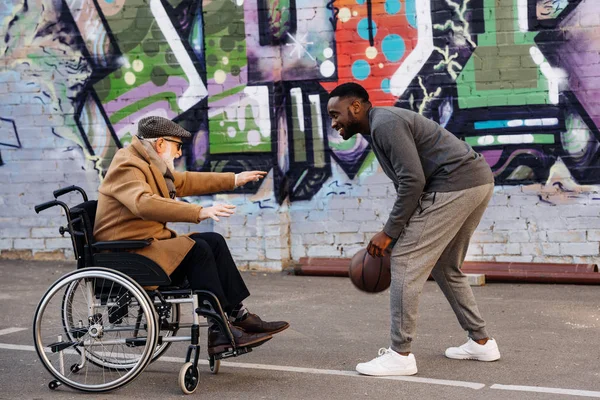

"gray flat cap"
[137, 116, 192, 139]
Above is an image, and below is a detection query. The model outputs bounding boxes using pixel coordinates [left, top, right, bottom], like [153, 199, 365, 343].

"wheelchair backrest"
[68, 200, 98, 269]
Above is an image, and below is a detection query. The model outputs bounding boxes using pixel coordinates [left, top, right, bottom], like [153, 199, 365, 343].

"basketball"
[348, 248, 391, 293]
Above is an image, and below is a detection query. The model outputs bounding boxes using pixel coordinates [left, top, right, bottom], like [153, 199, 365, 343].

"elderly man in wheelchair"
[32, 116, 288, 394]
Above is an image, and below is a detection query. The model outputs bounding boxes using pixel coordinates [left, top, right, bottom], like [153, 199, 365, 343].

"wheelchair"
[33, 185, 258, 394]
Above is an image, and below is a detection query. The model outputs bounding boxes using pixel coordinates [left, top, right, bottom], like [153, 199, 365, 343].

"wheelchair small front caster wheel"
[48, 380, 61, 390]
[70, 363, 81, 373]
[179, 362, 199, 394]
[209, 356, 220, 374]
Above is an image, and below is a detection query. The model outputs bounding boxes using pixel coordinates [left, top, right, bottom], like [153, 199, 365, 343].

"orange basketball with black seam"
[349, 248, 391, 293]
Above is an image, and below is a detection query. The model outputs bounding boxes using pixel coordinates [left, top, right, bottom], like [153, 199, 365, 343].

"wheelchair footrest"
[48, 341, 77, 353]
[212, 346, 253, 361]
[125, 337, 148, 347]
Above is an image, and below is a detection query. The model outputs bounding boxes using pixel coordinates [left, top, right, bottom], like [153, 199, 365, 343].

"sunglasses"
[163, 138, 183, 151]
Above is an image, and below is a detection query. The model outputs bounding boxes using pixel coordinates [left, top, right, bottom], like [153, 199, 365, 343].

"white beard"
[160, 152, 175, 171]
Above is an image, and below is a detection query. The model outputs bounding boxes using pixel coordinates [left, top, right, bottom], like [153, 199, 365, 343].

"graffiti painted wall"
[1, 0, 599, 266]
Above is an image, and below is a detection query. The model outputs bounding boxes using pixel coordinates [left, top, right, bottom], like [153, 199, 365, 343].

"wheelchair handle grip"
[53, 185, 88, 201]
[35, 200, 60, 214]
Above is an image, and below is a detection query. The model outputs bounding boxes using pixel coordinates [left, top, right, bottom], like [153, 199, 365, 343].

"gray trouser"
[390, 183, 494, 353]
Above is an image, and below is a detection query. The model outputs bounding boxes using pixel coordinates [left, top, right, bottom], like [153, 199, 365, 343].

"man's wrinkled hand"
[235, 170, 267, 187]
[199, 204, 236, 222]
[367, 231, 393, 258]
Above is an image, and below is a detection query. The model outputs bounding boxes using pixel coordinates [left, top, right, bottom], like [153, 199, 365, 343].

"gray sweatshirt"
[368, 107, 493, 239]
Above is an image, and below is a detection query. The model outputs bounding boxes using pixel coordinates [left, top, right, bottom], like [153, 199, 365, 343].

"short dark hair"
[328, 82, 370, 102]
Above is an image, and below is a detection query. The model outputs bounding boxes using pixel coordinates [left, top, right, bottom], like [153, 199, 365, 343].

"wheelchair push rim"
[33, 267, 159, 392]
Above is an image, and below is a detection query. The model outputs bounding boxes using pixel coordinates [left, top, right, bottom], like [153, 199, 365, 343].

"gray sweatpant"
[390, 183, 494, 353]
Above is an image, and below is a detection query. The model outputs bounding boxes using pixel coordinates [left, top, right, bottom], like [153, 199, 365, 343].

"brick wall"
[1, 0, 599, 268]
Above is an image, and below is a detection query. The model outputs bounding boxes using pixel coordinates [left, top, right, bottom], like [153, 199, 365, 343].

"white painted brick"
[290, 210, 309, 221]
[495, 255, 533, 263]
[343, 210, 376, 222]
[357, 220, 385, 233]
[507, 195, 538, 206]
[324, 221, 360, 233]
[291, 235, 303, 246]
[45, 238, 72, 250]
[520, 243, 542, 256]
[508, 231, 530, 242]
[265, 247, 285, 260]
[264, 224, 285, 237]
[366, 185, 389, 197]
[560, 243, 599, 256]
[533, 255, 574, 264]
[493, 219, 527, 230]
[12, 172, 64, 183]
[573, 256, 599, 264]
[230, 225, 258, 237]
[482, 243, 506, 255]
[588, 230, 600, 241]
[14, 238, 44, 249]
[472, 231, 508, 243]
[328, 198, 359, 210]
[335, 233, 365, 244]
[560, 205, 600, 217]
[247, 237, 262, 250]
[31, 227, 63, 238]
[307, 245, 340, 257]
[546, 230, 586, 243]
[302, 233, 334, 245]
[0, 228, 31, 238]
[506, 243, 521, 254]
[292, 221, 327, 234]
[541, 243, 561, 256]
[565, 217, 600, 229]
[464, 255, 495, 262]
[0, 239, 13, 250]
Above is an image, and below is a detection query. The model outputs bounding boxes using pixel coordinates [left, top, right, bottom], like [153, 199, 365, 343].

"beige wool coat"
[93, 136, 235, 275]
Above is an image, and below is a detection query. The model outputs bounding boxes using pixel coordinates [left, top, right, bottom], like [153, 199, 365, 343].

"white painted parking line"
[1, 342, 596, 397]
[161, 355, 485, 389]
[0, 327, 27, 336]
[491, 384, 600, 398]
[0, 344, 484, 389]
[0, 343, 33, 351]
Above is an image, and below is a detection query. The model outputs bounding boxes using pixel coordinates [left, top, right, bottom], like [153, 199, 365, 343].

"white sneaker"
[356, 348, 418, 376]
[445, 338, 501, 361]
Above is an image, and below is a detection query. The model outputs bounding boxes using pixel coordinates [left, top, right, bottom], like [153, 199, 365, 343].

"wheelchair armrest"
[92, 240, 152, 251]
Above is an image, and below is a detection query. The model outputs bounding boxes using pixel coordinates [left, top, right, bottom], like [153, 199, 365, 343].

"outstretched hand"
[199, 204, 236, 222]
[235, 170, 267, 187]
[367, 231, 393, 258]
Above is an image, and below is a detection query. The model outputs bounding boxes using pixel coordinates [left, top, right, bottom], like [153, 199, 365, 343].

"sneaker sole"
[208, 336, 272, 356]
[355, 366, 418, 376]
[445, 353, 501, 362]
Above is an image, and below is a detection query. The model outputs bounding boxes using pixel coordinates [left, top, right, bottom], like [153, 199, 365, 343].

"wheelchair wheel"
[178, 362, 199, 394]
[34, 267, 158, 392]
[61, 282, 179, 368]
[209, 355, 220, 374]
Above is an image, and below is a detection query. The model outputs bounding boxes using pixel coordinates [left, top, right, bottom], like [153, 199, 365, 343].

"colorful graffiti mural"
[1, 0, 599, 203]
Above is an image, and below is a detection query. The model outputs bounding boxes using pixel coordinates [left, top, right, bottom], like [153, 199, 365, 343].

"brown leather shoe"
[232, 313, 290, 334]
[207, 324, 272, 356]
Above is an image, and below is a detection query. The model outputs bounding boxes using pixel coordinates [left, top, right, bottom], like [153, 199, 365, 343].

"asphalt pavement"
[0, 259, 599, 399]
